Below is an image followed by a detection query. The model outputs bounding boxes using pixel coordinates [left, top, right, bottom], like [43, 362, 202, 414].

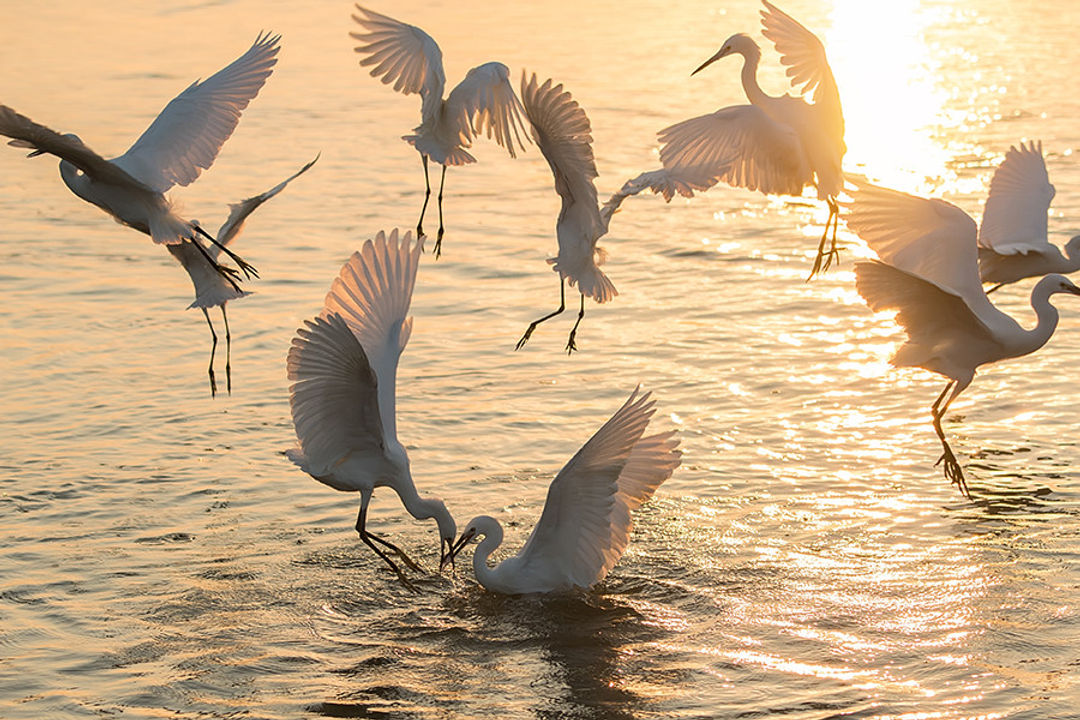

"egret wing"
[760, 1, 842, 125]
[601, 169, 711, 223]
[113, 33, 280, 193]
[0, 104, 156, 192]
[287, 313, 385, 477]
[321, 230, 422, 443]
[445, 62, 529, 158]
[513, 389, 660, 590]
[211, 154, 319, 256]
[350, 4, 445, 125]
[520, 73, 602, 236]
[978, 141, 1056, 255]
[658, 105, 811, 197]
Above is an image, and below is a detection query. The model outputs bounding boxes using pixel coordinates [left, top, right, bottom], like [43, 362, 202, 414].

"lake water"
[2, 0, 1080, 717]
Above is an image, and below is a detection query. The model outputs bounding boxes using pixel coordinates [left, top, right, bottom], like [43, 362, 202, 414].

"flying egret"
[515, 73, 637, 353]
[175, 155, 317, 396]
[650, 0, 845, 278]
[976, 141, 1080, 289]
[848, 181, 1080, 495]
[443, 388, 681, 595]
[349, 4, 529, 257]
[287, 229, 456, 587]
[0, 33, 280, 286]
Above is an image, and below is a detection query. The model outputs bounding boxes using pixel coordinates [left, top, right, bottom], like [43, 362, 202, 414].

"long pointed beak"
[440, 529, 474, 572]
[692, 48, 728, 76]
[438, 537, 455, 574]
[26, 149, 46, 158]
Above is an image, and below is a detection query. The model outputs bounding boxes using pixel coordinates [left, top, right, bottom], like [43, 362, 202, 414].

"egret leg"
[807, 199, 841, 280]
[201, 307, 218, 398]
[190, 238, 243, 293]
[565, 293, 586, 355]
[516, 278, 567, 351]
[221, 304, 232, 396]
[417, 154, 431, 240]
[433, 164, 447, 259]
[930, 381, 970, 497]
[355, 500, 420, 592]
[986, 282, 1005, 294]
[193, 224, 259, 280]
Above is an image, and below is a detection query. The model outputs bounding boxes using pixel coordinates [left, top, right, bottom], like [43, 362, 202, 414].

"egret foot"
[433, 227, 444, 259]
[934, 446, 970, 498]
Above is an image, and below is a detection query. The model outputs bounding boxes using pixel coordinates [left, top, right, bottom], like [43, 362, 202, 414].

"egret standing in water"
[287, 230, 456, 587]
[349, 5, 529, 257]
[176, 155, 317, 396]
[515, 73, 642, 353]
[848, 181, 1080, 495]
[977, 141, 1080, 289]
[443, 388, 680, 595]
[649, 1, 845, 278]
[0, 33, 280, 286]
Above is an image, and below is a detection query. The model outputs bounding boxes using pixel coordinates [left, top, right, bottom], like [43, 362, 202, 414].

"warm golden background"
[2, 0, 1079, 717]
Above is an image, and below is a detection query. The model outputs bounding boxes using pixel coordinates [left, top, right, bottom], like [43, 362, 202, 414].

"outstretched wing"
[0, 104, 156, 192]
[350, 4, 446, 125]
[520, 73, 602, 236]
[658, 105, 811, 197]
[760, 0, 843, 134]
[600, 169, 714, 224]
[321, 229, 423, 443]
[445, 62, 529, 158]
[211, 154, 319, 257]
[513, 389, 674, 590]
[287, 313, 386, 478]
[978, 140, 1056, 255]
[113, 32, 280, 193]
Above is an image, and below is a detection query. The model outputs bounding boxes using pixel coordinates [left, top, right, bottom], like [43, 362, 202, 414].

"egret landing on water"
[976, 141, 1080, 290]
[349, 4, 529, 257]
[442, 388, 681, 595]
[175, 155, 317, 396]
[627, 1, 845, 279]
[847, 181, 1080, 496]
[287, 230, 455, 590]
[516, 73, 649, 354]
[0, 33, 281, 290]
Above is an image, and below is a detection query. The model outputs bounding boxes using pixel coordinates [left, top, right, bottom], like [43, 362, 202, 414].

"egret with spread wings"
[174, 155, 317, 396]
[287, 230, 456, 587]
[0, 33, 280, 289]
[350, 5, 529, 257]
[443, 388, 680, 595]
[650, 1, 845, 278]
[848, 181, 1080, 495]
[977, 141, 1080, 289]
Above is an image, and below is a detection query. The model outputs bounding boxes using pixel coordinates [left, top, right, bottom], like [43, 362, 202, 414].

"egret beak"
[438, 536, 455, 573]
[441, 528, 476, 572]
[692, 48, 730, 76]
[26, 149, 45, 158]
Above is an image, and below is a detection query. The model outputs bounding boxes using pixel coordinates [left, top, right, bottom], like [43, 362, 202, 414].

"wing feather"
[321, 229, 422, 443]
[113, 33, 280, 193]
[212, 154, 318, 255]
[760, 1, 842, 123]
[978, 140, 1056, 255]
[445, 62, 529, 158]
[350, 4, 445, 124]
[658, 105, 811, 197]
[287, 313, 385, 477]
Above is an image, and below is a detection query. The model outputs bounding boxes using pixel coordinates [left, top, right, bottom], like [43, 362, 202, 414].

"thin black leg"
[930, 381, 969, 497]
[221, 304, 232, 396]
[434, 164, 447, 258]
[516, 278, 567, 350]
[986, 282, 1005, 294]
[201, 307, 218, 398]
[190, 238, 242, 293]
[418, 154, 431, 240]
[807, 199, 841, 280]
[192, 224, 259, 280]
[565, 293, 586, 354]
[355, 500, 418, 592]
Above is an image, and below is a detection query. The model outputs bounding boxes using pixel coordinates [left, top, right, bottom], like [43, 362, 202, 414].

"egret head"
[433, 501, 458, 573]
[1039, 273, 1080, 298]
[440, 515, 497, 572]
[693, 33, 759, 75]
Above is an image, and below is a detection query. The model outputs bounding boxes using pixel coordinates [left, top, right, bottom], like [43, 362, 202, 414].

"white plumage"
[287, 230, 456, 586]
[350, 5, 529, 255]
[445, 388, 681, 595]
[848, 181, 1080, 494]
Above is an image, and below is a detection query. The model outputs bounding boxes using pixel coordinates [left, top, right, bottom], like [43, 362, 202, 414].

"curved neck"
[59, 160, 90, 202]
[738, 45, 768, 106]
[470, 518, 504, 589]
[1023, 283, 1063, 355]
[396, 480, 442, 523]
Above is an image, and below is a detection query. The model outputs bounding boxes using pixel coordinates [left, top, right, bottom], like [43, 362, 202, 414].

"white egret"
[977, 141, 1080, 289]
[651, 0, 845, 278]
[287, 230, 456, 587]
[349, 4, 529, 257]
[443, 388, 681, 595]
[0, 33, 280, 286]
[848, 181, 1080, 495]
[515, 73, 633, 353]
[175, 155, 317, 396]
